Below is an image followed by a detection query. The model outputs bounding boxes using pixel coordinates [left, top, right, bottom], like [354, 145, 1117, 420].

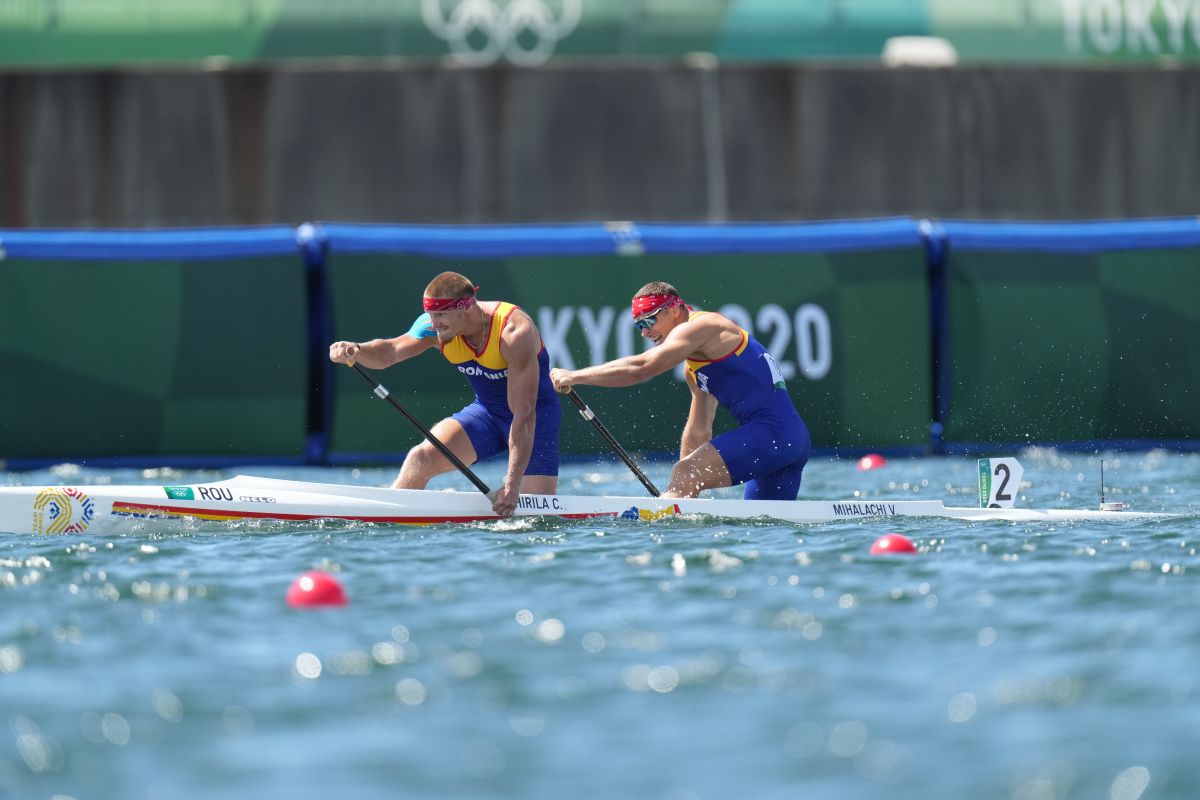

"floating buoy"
[286, 570, 349, 607]
[857, 454, 887, 471]
[869, 533, 917, 555]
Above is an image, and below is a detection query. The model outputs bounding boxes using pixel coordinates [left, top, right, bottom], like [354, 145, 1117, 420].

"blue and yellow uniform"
[685, 311, 811, 500]
[407, 302, 561, 476]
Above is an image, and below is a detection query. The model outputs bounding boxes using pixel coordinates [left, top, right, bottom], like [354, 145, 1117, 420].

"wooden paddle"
[565, 389, 661, 497]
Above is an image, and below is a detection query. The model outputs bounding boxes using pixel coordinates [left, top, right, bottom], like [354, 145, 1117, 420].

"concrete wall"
[2, 64, 1198, 227]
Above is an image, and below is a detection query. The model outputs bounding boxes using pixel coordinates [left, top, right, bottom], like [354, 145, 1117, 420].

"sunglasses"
[633, 311, 665, 331]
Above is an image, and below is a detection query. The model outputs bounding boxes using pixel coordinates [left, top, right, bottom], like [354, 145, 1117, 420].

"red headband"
[631, 293, 682, 319]
[423, 290, 478, 312]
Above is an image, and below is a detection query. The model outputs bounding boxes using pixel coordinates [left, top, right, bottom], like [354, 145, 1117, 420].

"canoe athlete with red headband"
[329, 271, 561, 517]
[550, 281, 811, 500]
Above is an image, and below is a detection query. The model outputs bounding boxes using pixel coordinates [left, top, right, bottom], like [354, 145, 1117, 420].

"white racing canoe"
[0, 474, 1173, 535]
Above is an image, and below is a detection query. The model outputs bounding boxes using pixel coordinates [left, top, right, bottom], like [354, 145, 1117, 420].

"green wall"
[2, 219, 1197, 465]
[945, 248, 1200, 443]
[0, 256, 309, 460]
[326, 249, 932, 458]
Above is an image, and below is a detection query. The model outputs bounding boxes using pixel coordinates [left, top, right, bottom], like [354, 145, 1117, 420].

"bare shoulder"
[690, 309, 736, 331]
[499, 305, 539, 357]
[500, 305, 536, 337]
[689, 309, 745, 358]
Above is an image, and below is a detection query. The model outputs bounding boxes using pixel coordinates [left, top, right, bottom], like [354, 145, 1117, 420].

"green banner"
[327, 249, 932, 459]
[944, 248, 1200, 445]
[1, 0, 1196, 68]
[0, 256, 309, 460]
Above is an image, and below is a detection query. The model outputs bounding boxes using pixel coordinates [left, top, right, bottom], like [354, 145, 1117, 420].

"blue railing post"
[920, 218, 949, 455]
[297, 222, 332, 465]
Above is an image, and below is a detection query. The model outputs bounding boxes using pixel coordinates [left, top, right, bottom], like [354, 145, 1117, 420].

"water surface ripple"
[1, 451, 1197, 799]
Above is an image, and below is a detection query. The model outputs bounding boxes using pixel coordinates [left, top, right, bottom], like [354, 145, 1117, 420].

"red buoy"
[286, 571, 349, 607]
[869, 534, 917, 555]
[857, 454, 888, 471]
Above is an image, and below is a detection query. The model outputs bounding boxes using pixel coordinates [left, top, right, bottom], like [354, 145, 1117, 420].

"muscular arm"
[552, 318, 712, 389]
[679, 371, 718, 459]
[494, 311, 542, 514]
[329, 333, 437, 369]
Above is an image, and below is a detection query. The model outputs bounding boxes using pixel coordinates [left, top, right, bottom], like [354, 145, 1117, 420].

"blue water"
[2, 450, 1198, 800]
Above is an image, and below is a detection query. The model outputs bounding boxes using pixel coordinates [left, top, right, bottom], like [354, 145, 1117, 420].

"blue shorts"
[710, 414, 812, 501]
[451, 398, 562, 477]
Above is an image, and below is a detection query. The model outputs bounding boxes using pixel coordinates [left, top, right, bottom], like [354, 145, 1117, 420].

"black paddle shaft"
[350, 362, 494, 498]
[566, 389, 660, 497]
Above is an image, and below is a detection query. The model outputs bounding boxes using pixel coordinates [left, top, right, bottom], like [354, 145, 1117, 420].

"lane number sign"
[978, 458, 1023, 508]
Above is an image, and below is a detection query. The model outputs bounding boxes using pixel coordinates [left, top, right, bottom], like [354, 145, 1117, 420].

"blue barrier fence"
[2, 216, 1198, 468]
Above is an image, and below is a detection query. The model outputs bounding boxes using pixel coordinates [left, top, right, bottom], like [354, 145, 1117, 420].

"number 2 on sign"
[978, 458, 1023, 509]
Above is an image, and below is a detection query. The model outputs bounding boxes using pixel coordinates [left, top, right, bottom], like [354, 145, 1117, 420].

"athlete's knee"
[405, 441, 435, 467]
[665, 462, 706, 497]
[402, 441, 454, 478]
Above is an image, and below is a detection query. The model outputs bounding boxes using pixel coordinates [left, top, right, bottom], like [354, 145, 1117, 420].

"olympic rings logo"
[422, 0, 583, 67]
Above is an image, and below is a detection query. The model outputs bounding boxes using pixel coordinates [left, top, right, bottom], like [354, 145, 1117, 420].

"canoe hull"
[0, 475, 1171, 535]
